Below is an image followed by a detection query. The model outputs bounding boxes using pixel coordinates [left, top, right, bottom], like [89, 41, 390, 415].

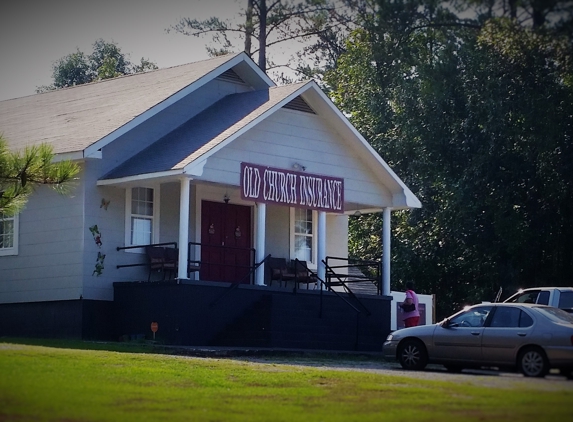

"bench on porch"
[267, 257, 317, 289]
[146, 246, 177, 282]
[267, 257, 295, 287]
[146, 245, 201, 282]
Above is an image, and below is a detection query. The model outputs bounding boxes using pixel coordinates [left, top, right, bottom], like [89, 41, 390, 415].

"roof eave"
[85, 53, 274, 159]
[97, 169, 184, 186]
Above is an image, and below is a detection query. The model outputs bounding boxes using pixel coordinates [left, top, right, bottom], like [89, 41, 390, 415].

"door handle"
[517, 333, 527, 337]
[471, 332, 480, 336]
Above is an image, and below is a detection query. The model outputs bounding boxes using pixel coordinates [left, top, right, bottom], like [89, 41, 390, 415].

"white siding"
[265, 205, 290, 258]
[0, 178, 85, 303]
[199, 108, 394, 209]
[82, 160, 131, 300]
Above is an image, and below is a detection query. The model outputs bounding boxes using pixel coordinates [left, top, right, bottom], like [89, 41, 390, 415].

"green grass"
[0, 339, 572, 421]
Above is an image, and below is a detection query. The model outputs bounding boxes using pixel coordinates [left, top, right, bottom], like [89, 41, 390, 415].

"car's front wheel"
[518, 346, 549, 378]
[398, 339, 428, 371]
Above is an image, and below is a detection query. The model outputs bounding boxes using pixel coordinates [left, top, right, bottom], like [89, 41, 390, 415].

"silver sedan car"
[383, 303, 573, 378]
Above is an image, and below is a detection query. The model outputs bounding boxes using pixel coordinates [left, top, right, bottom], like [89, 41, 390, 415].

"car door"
[481, 306, 534, 366]
[432, 305, 492, 363]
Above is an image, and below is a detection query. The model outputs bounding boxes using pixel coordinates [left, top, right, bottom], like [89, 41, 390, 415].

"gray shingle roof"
[0, 54, 243, 154]
[103, 82, 308, 180]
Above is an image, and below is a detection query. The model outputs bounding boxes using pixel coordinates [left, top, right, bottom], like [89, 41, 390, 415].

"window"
[519, 311, 534, 327]
[0, 213, 18, 256]
[558, 292, 573, 309]
[537, 291, 550, 305]
[508, 290, 540, 304]
[450, 306, 492, 328]
[125, 187, 159, 251]
[490, 307, 521, 328]
[290, 208, 316, 264]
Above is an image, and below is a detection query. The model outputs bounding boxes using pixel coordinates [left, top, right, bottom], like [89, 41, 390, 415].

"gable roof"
[1, 52, 420, 209]
[0, 52, 273, 158]
[102, 82, 305, 180]
[101, 79, 421, 209]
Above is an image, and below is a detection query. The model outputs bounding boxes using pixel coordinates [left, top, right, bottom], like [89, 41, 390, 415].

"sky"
[0, 0, 244, 101]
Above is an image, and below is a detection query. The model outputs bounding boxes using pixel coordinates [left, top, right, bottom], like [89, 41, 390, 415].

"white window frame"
[124, 186, 160, 253]
[289, 207, 317, 266]
[0, 213, 19, 256]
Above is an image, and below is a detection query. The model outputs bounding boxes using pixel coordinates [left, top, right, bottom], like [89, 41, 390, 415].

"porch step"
[209, 292, 380, 351]
[208, 294, 273, 347]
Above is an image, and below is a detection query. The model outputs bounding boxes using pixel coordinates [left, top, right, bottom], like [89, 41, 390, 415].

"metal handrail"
[116, 242, 178, 269]
[322, 259, 371, 317]
[325, 256, 381, 295]
[209, 254, 272, 307]
[293, 260, 360, 316]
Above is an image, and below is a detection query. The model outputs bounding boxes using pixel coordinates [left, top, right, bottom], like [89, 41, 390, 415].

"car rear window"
[558, 292, 573, 309]
[535, 306, 573, 324]
[537, 290, 550, 305]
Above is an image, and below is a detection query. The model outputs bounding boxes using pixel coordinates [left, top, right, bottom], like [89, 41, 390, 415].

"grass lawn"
[0, 339, 572, 421]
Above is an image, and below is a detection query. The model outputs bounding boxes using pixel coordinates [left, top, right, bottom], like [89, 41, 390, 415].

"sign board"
[240, 162, 344, 213]
[150, 322, 158, 333]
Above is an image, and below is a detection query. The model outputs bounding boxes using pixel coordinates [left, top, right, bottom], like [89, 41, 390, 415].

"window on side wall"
[290, 208, 316, 265]
[125, 187, 159, 252]
[0, 213, 18, 256]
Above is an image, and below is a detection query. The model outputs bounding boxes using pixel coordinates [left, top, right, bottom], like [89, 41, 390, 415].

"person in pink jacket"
[400, 281, 420, 327]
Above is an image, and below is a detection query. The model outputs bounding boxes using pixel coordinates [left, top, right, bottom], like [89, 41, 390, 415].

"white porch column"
[317, 211, 327, 289]
[177, 177, 191, 280]
[382, 207, 391, 296]
[255, 202, 266, 285]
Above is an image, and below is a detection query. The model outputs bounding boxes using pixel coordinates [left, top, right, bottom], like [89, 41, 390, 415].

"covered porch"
[110, 170, 390, 295]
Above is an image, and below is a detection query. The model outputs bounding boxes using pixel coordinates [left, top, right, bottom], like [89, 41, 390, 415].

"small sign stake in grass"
[151, 322, 158, 340]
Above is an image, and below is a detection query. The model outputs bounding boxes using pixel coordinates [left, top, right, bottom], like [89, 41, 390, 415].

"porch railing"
[320, 258, 373, 318]
[116, 242, 178, 269]
[324, 256, 381, 295]
[209, 254, 272, 307]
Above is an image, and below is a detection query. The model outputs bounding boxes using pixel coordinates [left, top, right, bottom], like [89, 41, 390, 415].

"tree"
[0, 135, 80, 217]
[168, 0, 354, 79]
[37, 39, 158, 92]
[326, 0, 573, 318]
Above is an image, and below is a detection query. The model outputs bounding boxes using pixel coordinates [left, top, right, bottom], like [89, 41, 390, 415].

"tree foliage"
[326, 0, 573, 318]
[168, 0, 355, 79]
[0, 136, 80, 216]
[37, 39, 158, 92]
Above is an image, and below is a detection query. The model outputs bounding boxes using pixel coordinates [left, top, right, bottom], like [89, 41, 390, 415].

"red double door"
[200, 200, 252, 283]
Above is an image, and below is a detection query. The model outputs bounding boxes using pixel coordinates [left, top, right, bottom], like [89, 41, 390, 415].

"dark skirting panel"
[0, 283, 391, 351]
[0, 299, 114, 341]
[113, 281, 392, 351]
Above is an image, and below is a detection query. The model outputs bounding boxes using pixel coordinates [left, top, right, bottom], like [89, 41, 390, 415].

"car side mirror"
[442, 319, 458, 329]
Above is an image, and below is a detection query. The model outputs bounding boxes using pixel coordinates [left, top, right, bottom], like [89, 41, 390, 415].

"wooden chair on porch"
[267, 257, 296, 287]
[162, 247, 201, 280]
[292, 259, 317, 290]
[146, 246, 169, 282]
[146, 245, 179, 282]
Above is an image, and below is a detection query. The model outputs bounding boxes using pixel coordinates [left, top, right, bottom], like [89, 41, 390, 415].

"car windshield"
[534, 306, 573, 324]
[448, 306, 492, 327]
[505, 291, 539, 304]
